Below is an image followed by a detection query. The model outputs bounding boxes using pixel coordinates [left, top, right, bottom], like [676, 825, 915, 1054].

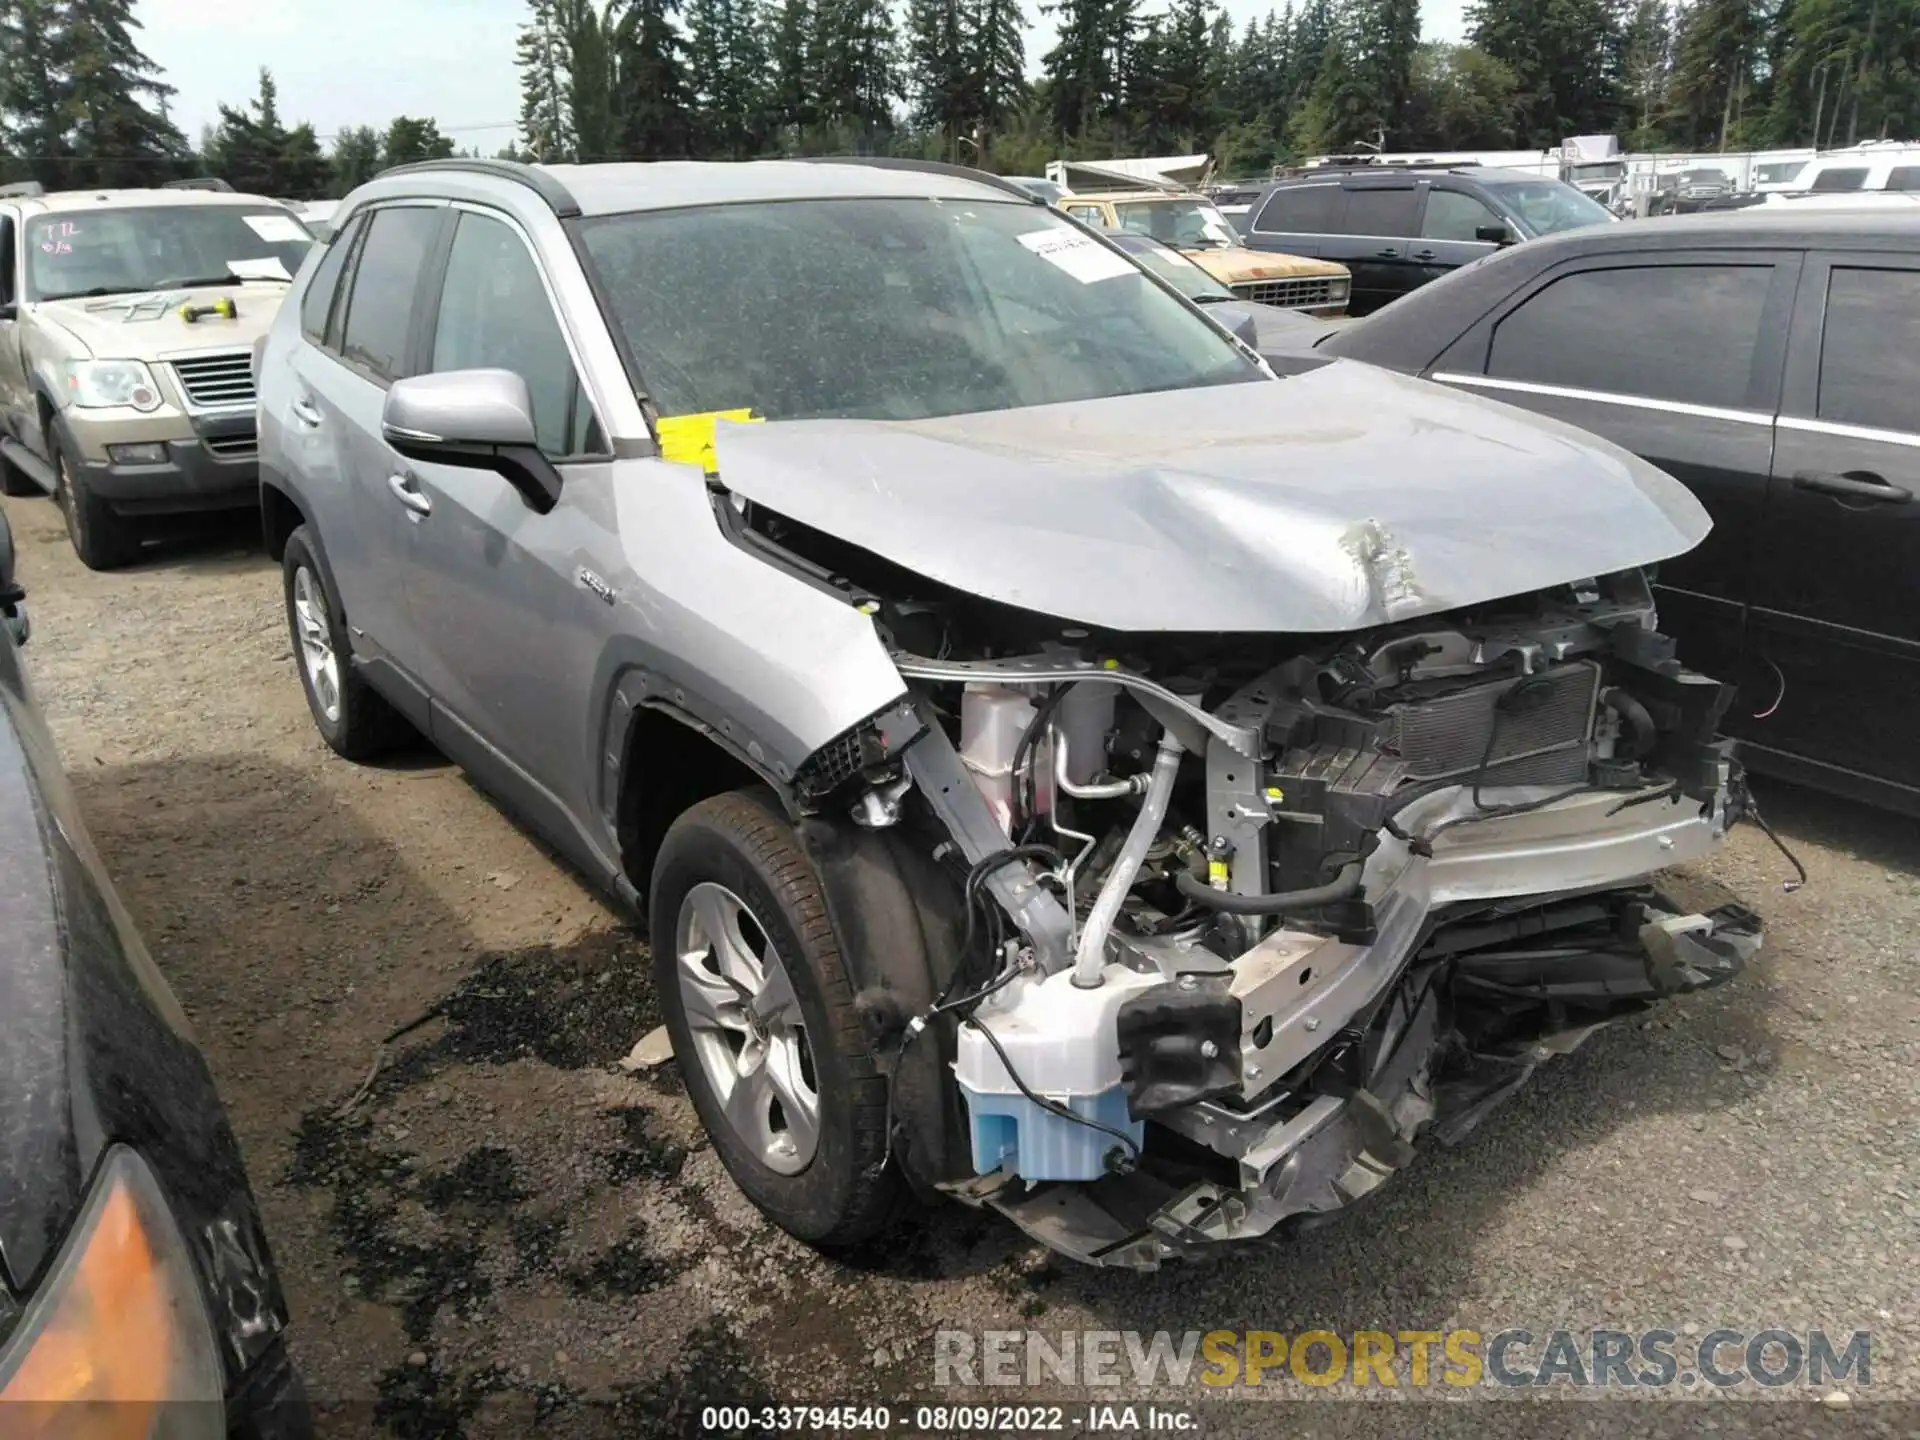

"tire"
[281, 525, 409, 760]
[52, 433, 139, 570]
[0, 451, 38, 497]
[650, 789, 902, 1247]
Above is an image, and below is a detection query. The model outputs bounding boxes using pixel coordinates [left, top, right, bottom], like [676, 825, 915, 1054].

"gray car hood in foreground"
[713, 361, 1710, 633]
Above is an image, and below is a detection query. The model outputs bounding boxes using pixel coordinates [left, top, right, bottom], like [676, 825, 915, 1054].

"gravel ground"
[7, 496, 1916, 1438]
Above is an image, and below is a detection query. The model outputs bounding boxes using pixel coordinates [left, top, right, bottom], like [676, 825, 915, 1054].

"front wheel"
[53, 437, 139, 570]
[650, 790, 902, 1247]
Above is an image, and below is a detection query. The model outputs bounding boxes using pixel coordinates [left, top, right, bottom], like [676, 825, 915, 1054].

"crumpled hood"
[713, 360, 1711, 633]
[35, 283, 288, 357]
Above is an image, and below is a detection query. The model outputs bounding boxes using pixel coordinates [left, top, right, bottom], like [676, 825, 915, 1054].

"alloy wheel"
[291, 565, 342, 723]
[674, 881, 820, 1175]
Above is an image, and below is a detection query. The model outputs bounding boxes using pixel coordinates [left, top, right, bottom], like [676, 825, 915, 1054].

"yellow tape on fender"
[656, 408, 761, 474]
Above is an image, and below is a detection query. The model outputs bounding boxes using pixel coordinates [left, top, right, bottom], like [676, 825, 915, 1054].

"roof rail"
[372, 158, 582, 218]
[794, 155, 1045, 204]
[163, 177, 234, 192]
[0, 181, 45, 199]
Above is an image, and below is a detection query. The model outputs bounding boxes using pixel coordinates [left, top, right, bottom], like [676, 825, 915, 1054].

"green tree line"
[2, 0, 1916, 201]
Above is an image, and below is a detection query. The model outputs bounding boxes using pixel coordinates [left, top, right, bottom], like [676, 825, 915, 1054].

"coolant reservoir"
[1056, 680, 1117, 785]
[959, 684, 1039, 834]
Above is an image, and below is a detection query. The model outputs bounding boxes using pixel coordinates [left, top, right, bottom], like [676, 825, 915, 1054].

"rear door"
[1329, 180, 1421, 314]
[1430, 250, 1799, 694]
[287, 202, 448, 713]
[1750, 254, 1920, 803]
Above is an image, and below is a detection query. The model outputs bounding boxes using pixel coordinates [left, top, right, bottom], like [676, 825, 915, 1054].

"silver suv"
[258, 159, 1763, 1269]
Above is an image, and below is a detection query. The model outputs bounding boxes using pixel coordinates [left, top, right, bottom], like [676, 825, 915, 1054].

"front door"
[1409, 183, 1503, 291]
[1750, 254, 1920, 804]
[0, 211, 30, 454]
[398, 206, 618, 854]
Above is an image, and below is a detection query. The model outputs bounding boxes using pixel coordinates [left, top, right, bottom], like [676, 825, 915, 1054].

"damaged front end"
[780, 555, 1762, 1269]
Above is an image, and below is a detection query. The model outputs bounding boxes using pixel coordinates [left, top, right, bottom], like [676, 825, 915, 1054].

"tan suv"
[0, 182, 313, 568]
[1058, 189, 1351, 315]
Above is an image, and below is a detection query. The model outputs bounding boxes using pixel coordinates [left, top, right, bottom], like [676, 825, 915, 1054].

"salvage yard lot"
[10, 498, 1919, 1434]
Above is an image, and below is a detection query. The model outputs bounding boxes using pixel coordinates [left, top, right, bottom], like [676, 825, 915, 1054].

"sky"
[140, 0, 1474, 148]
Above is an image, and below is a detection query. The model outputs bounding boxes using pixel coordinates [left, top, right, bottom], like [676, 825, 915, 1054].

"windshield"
[26, 205, 313, 301]
[1112, 197, 1241, 250]
[1125, 242, 1235, 300]
[578, 198, 1259, 423]
[1488, 180, 1615, 237]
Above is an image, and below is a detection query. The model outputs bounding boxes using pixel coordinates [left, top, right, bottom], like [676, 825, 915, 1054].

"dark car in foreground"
[1240, 165, 1616, 314]
[0, 504, 310, 1434]
[1296, 208, 1920, 816]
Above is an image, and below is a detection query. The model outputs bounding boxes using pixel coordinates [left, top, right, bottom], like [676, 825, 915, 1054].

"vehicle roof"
[538, 160, 1030, 216]
[1274, 166, 1547, 187]
[10, 188, 288, 215]
[1547, 206, 1920, 248]
[1064, 189, 1204, 202]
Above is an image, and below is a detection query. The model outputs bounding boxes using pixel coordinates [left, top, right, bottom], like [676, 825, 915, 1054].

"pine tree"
[1468, 0, 1624, 143]
[686, 0, 771, 156]
[611, 0, 693, 158]
[764, 0, 816, 142]
[1620, 0, 1674, 144]
[383, 115, 455, 167]
[1350, 0, 1421, 142]
[0, 0, 71, 184]
[1669, 0, 1766, 146]
[972, 0, 1031, 148]
[556, 0, 616, 160]
[205, 70, 294, 196]
[517, 0, 576, 160]
[815, 0, 900, 141]
[55, 0, 187, 187]
[906, 0, 972, 143]
[1041, 0, 1135, 142]
[330, 125, 383, 195]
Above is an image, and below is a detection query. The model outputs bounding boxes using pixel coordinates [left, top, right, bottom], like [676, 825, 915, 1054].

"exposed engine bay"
[753, 509, 1764, 1269]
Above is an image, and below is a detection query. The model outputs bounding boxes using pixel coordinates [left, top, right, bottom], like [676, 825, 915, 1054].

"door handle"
[1375, 247, 1401, 257]
[1791, 469, 1912, 503]
[387, 473, 432, 517]
[1412, 248, 1437, 261]
[290, 397, 323, 428]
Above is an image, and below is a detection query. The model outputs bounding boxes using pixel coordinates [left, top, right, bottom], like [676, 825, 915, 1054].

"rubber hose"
[1175, 859, 1365, 915]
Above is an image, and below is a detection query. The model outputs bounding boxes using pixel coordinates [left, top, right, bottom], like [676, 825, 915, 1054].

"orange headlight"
[0, 1148, 224, 1438]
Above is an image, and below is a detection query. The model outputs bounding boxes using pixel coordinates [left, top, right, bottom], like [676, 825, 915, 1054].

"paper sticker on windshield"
[242, 214, 308, 243]
[1018, 229, 1135, 284]
[228, 256, 291, 281]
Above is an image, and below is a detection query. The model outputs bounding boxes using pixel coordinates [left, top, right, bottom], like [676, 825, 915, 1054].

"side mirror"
[1223, 305, 1260, 349]
[0, 301, 16, 323]
[1475, 223, 1517, 247]
[0, 503, 27, 646]
[381, 369, 561, 514]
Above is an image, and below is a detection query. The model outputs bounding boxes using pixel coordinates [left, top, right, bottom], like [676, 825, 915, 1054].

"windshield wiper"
[39, 285, 151, 301]
[153, 274, 249, 289]
[1190, 293, 1236, 305]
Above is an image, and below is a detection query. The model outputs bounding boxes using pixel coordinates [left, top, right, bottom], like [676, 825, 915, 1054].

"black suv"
[1295, 207, 1920, 816]
[1240, 165, 1616, 314]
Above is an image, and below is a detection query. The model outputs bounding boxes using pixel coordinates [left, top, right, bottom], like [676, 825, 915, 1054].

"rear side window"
[1810, 167, 1868, 192]
[1818, 266, 1920, 434]
[1489, 264, 1774, 409]
[1337, 187, 1418, 238]
[299, 212, 362, 344]
[339, 206, 442, 383]
[1253, 184, 1339, 233]
[1886, 166, 1920, 192]
[1421, 188, 1503, 242]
